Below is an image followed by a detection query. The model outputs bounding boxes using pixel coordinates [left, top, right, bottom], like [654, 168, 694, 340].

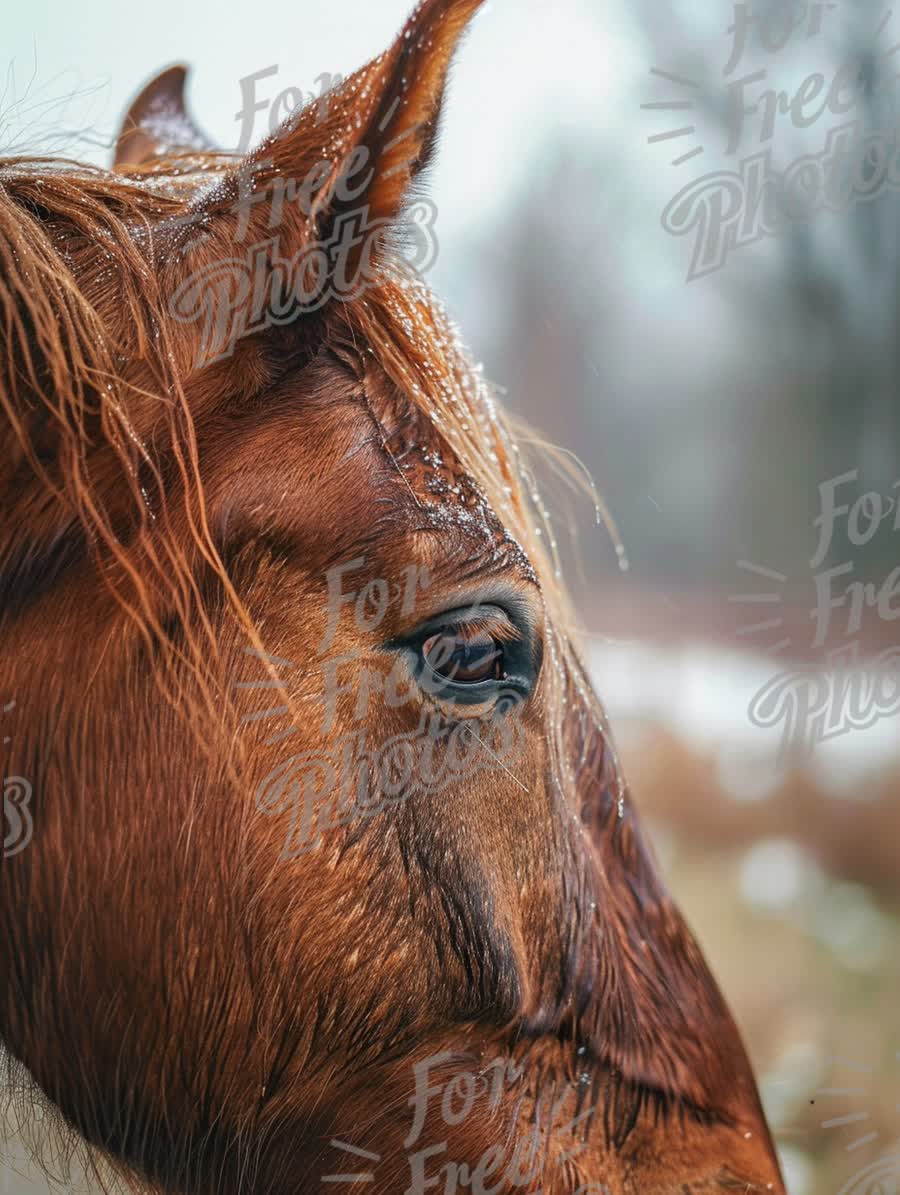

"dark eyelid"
[392, 584, 540, 644]
[403, 603, 518, 643]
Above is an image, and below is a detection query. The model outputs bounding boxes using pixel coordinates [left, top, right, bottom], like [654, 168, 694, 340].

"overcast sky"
[3, 0, 639, 245]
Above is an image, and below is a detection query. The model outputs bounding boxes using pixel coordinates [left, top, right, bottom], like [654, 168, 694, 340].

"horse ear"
[114, 65, 214, 168]
[263, 0, 481, 214]
[164, 0, 484, 369]
[185, 0, 482, 250]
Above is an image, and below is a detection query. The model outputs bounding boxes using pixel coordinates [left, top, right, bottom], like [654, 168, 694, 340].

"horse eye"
[421, 630, 504, 685]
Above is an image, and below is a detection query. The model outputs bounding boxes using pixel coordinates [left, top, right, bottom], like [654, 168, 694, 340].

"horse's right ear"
[114, 65, 214, 168]
[162, 0, 485, 370]
[233, 0, 486, 234]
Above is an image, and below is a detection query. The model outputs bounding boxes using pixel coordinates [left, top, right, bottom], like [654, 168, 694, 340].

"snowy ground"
[587, 639, 900, 801]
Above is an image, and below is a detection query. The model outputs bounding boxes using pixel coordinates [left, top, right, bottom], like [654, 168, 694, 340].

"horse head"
[0, 3, 784, 1192]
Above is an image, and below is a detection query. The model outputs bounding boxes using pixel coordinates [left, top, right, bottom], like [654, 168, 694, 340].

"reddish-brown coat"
[0, 3, 784, 1191]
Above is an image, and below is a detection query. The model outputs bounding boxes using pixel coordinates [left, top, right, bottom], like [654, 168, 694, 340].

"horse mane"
[0, 159, 258, 765]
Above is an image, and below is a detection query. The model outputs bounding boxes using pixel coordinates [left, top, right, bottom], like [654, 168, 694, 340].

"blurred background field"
[4, 0, 900, 1191]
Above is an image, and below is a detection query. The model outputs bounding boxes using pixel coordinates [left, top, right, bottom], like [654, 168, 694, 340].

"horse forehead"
[367, 382, 538, 584]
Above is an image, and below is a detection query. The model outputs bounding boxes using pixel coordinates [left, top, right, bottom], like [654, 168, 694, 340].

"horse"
[0, 2, 785, 1192]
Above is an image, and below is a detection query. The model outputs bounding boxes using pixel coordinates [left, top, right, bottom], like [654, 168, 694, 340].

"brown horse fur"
[0, 2, 786, 1192]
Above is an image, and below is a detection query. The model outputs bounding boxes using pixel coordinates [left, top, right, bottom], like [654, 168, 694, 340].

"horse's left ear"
[114, 65, 214, 168]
